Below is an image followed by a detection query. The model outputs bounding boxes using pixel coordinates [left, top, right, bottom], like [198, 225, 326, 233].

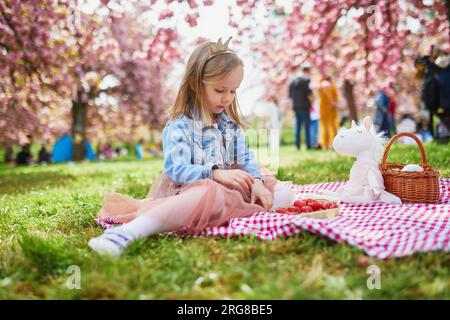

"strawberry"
[329, 203, 339, 209]
[306, 199, 318, 206]
[288, 206, 301, 213]
[294, 200, 307, 208]
[275, 208, 289, 214]
[310, 202, 323, 211]
[300, 205, 313, 213]
[321, 202, 331, 210]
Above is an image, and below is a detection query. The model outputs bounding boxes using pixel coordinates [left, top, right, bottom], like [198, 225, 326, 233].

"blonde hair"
[168, 40, 245, 127]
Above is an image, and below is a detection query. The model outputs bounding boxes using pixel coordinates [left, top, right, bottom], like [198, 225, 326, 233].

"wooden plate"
[272, 199, 340, 220]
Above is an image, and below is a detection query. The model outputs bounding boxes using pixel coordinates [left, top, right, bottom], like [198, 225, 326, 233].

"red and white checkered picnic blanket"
[97, 178, 450, 259]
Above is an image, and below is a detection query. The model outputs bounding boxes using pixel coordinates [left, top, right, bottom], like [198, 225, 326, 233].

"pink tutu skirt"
[96, 166, 281, 233]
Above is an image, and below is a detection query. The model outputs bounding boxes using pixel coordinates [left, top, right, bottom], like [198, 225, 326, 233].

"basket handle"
[380, 132, 430, 171]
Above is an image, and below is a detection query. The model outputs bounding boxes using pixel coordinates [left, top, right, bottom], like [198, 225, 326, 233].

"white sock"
[88, 215, 166, 257]
[88, 227, 134, 257]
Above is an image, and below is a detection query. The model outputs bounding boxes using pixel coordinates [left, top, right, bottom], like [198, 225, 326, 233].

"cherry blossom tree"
[0, 1, 77, 146]
[2, 0, 448, 161]
[232, 0, 450, 120]
[1, 0, 180, 160]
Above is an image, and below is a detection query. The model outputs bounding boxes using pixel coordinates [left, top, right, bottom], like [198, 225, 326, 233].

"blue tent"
[135, 142, 143, 160]
[52, 135, 96, 163]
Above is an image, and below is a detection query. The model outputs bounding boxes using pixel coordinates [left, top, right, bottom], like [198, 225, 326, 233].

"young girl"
[88, 38, 294, 256]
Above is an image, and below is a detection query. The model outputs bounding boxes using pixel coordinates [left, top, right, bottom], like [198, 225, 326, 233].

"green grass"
[0, 143, 449, 299]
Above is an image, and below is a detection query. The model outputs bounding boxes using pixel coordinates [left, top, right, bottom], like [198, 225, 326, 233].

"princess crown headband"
[207, 37, 234, 60]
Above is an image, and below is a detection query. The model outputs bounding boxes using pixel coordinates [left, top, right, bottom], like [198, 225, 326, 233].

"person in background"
[101, 143, 113, 160]
[415, 55, 439, 138]
[388, 92, 397, 136]
[309, 93, 320, 149]
[416, 112, 433, 142]
[289, 66, 313, 150]
[433, 46, 450, 141]
[148, 143, 162, 157]
[374, 89, 391, 138]
[415, 45, 450, 139]
[16, 144, 33, 165]
[38, 145, 52, 164]
[318, 75, 339, 150]
[436, 118, 450, 143]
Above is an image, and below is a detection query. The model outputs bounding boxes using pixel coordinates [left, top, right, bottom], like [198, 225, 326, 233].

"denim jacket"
[162, 110, 263, 184]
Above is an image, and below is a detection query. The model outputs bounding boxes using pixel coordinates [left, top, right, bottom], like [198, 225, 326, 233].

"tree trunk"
[4, 145, 13, 163]
[343, 80, 358, 122]
[71, 100, 88, 161]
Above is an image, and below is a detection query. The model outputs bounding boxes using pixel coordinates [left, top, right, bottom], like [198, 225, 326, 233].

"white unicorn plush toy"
[316, 116, 402, 204]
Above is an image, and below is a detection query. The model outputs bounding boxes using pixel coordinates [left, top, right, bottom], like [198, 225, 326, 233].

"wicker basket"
[380, 132, 440, 204]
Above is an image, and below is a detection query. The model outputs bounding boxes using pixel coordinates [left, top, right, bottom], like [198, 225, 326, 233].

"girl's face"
[203, 65, 243, 115]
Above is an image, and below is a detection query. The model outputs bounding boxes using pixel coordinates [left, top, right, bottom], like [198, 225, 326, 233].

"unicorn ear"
[362, 116, 372, 130]
[351, 120, 357, 128]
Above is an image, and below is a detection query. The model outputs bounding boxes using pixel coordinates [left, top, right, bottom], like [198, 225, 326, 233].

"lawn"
[0, 143, 449, 299]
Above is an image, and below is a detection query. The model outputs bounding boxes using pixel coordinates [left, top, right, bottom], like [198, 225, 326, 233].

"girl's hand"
[212, 169, 254, 201]
[251, 179, 273, 211]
